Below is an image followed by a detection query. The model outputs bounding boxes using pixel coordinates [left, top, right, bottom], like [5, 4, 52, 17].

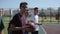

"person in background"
[0, 11, 4, 34]
[30, 7, 39, 34]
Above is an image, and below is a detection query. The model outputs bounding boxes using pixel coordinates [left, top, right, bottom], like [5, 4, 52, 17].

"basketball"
[25, 21, 35, 32]
[28, 21, 35, 27]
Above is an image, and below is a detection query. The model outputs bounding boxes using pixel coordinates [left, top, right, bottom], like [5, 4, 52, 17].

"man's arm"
[0, 19, 4, 34]
[28, 21, 42, 25]
[8, 14, 23, 31]
[9, 24, 26, 31]
[1, 30, 4, 34]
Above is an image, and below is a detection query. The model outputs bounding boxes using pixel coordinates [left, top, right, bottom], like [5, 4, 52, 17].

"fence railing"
[0, 8, 60, 24]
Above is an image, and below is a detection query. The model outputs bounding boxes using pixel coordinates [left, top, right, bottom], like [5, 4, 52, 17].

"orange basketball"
[28, 22, 35, 28]
[25, 21, 35, 32]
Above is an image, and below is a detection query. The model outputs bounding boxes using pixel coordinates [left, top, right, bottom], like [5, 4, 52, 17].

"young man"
[30, 7, 39, 34]
[8, 2, 29, 34]
[0, 11, 4, 34]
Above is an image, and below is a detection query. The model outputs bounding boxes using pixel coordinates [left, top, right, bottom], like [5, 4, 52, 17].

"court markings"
[39, 25, 47, 34]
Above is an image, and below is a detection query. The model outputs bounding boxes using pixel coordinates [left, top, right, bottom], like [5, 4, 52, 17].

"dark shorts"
[9, 31, 23, 34]
[25, 31, 28, 34]
[32, 31, 38, 34]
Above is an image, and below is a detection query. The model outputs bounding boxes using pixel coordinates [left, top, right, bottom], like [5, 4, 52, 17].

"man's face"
[21, 4, 27, 11]
[25, 9, 28, 17]
[34, 9, 38, 14]
[21, 4, 27, 13]
[0, 11, 1, 14]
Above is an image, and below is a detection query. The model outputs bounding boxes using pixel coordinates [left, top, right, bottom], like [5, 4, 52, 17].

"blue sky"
[0, 0, 60, 9]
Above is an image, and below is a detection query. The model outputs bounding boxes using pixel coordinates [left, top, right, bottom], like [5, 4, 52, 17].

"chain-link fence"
[0, 8, 60, 24]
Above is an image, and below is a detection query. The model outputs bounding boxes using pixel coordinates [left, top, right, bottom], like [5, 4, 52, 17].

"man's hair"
[34, 7, 38, 10]
[20, 2, 28, 9]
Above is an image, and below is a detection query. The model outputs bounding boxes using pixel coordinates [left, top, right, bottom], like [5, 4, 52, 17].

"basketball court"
[38, 24, 60, 34]
[4, 23, 60, 34]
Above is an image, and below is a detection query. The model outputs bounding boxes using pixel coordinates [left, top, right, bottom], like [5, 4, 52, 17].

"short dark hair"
[20, 2, 28, 8]
[34, 7, 38, 10]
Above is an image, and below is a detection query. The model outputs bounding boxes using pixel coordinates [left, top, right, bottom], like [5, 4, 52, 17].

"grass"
[3, 17, 60, 24]
[4, 23, 8, 34]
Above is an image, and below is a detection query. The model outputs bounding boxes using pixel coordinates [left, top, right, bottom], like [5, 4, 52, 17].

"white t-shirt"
[30, 14, 39, 31]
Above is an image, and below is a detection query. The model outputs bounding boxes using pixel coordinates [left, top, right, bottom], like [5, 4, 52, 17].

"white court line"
[40, 25, 47, 34]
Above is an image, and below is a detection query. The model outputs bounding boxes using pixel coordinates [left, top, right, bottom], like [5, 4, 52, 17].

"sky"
[0, 0, 60, 9]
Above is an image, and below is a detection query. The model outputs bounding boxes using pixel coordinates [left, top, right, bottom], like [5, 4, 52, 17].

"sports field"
[3, 17, 60, 34]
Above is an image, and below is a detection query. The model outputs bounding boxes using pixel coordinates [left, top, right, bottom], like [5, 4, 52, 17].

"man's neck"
[20, 10, 23, 15]
[34, 13, 38, 15]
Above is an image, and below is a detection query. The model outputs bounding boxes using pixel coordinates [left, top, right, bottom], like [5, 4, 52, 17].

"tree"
[55, 7, 60, 20]
[39, 9, 46, 17]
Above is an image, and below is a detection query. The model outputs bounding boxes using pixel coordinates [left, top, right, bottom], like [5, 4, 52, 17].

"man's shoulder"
[14, 13, 20, 16]
[30, 13, 34, 16]
[13, 13, 21, 17]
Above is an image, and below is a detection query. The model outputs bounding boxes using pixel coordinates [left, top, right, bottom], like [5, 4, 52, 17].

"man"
[8, 2, 28, 34]
[0, 11, 4, 34]
[30, 7, 39, 34]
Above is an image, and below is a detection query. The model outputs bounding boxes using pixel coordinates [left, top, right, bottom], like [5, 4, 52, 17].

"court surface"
[4, 23, 60, 34]
[4, 23, 46, 34]
[42, 24, 60, 34]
